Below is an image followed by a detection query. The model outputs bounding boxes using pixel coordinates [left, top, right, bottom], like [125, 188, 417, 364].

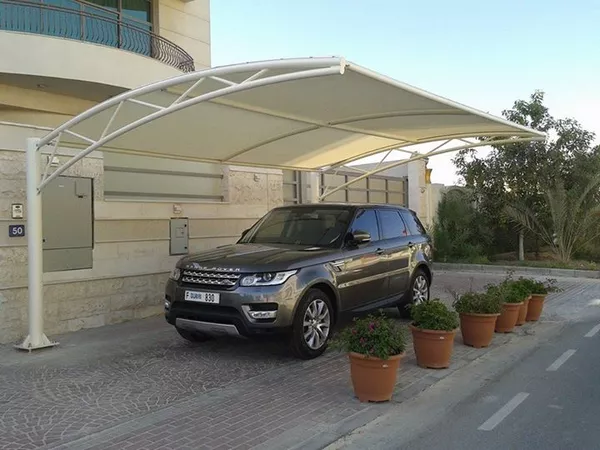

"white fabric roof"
[39, 57, 545, 187]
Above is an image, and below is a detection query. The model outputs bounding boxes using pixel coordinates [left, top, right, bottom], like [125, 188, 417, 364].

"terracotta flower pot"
[459, 313, 499, 348]
[349, 352, 404, 402]
[495, 302, 523, 333]
[516, 296, 531, 326]
[410, 325, 456, 369]
[526, 294, 547, 322]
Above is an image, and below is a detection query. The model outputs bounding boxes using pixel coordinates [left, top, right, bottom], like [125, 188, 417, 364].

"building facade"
[0, 0, 426, 344]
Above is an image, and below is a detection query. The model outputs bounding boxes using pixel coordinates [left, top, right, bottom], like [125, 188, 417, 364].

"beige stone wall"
[157, 0, 211, 70]
[0, 123, 284, 344]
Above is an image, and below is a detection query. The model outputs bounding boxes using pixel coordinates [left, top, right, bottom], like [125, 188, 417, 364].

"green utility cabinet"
[42, 176, 94, 272]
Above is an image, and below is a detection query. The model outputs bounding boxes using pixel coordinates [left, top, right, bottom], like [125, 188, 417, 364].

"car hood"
[177, 243, 338, 272]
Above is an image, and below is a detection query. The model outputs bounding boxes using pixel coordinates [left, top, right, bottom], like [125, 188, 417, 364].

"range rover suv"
[165, 203, 432, 359]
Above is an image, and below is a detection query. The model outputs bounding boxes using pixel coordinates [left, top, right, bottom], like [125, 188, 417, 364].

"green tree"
[453, 90, 599, 260]
[505, 172, 600, 261]
[432, 189, 492, 262]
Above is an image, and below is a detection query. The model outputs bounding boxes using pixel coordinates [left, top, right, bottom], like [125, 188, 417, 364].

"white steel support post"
[15, 138, 58, 352]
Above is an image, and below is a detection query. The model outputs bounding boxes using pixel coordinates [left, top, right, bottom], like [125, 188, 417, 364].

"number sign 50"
[9, 225, 26, 238]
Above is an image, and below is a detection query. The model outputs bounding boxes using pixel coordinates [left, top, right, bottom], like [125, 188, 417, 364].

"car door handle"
[376, 248, 385, 255]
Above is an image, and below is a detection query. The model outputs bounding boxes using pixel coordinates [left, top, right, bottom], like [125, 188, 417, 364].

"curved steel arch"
[18, 56, 547, 351]
[37, 57, 348, 192]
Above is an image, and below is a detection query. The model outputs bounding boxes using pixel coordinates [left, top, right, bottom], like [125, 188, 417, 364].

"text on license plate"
[184, 291, 220, 304]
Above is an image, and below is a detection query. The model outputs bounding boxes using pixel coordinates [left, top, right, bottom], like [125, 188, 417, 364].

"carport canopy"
[36, 56, 545, 192]
[19, 56, 545, 352]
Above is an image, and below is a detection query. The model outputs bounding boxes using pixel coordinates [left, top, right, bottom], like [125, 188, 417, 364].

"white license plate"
[184, 291, 220, 304]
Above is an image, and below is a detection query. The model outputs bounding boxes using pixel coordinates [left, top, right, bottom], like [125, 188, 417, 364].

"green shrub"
[410, 299, 459, 331]
[485, 281, 528, 304]
[432, 190, 492, 262]
[453, 291, 502, 314]
[331, 311, 406, 360]
[515, 277, 562, 295]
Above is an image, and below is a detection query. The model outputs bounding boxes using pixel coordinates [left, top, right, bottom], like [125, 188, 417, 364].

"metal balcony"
[0, 0, 195, 72]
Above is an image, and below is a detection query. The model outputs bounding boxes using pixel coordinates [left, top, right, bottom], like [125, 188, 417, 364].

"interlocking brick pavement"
[47, 330, 515, 450]
[0, 271, 596, 450]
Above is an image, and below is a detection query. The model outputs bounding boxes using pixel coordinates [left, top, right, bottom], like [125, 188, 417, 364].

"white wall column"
[301, 172, 320, 203]
[407, 158, 427, 218]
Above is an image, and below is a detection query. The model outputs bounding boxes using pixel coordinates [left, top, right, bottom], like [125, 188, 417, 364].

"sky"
[210, 0, 600, 185]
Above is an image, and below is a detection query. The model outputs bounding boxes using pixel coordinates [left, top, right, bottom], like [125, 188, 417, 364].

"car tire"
[176, 327, 212, 343]
[289, 288, 334, 360]
[398, 268, 430, 319]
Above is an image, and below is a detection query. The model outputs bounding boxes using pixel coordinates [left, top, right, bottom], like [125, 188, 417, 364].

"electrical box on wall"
[170, 218, 189, 255]
[42, 176, 94, 272]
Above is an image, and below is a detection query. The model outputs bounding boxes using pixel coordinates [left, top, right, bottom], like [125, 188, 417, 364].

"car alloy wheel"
[303, 298, 331, 350]
[413, 274, 429, 305]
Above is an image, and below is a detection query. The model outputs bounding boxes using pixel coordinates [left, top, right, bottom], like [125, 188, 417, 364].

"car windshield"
[240, 207, 352, 248]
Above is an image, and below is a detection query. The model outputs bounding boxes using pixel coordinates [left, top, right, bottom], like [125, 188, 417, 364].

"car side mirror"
[349, 230, 371, 245]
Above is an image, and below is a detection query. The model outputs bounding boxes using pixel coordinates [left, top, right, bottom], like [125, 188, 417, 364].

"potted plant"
[409, 298, 459, 369]
[453, 291, 501, 348]
[485, 281, 525, 333]
[333, 311, 407, 402]
[513, 277, 534, 326]
[518, 278, 561, 322]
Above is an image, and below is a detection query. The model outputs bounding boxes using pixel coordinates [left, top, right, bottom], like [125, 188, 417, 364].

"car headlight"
[240, 270, 297, 287]
[169, 268, 181, 281]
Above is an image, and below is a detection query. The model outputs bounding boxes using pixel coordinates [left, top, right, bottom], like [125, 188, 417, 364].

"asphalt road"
[403, 319, 600, 450]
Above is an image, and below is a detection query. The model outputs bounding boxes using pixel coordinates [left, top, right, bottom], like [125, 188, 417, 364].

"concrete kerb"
[434, 262, 600, 280]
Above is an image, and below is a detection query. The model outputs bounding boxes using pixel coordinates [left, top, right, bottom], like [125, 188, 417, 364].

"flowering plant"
[331, 311, 406, 360]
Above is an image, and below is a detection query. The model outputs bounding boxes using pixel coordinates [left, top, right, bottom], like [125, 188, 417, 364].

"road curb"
[433, 262, 600, 280]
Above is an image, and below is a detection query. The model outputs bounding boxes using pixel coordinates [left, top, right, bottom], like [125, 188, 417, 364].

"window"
[378, 209, 408, 240]
[349, 209, 380, 242]
[400, 210, 427, 236]
[240, 207, 352, 248]
[9, 0, 156, 56]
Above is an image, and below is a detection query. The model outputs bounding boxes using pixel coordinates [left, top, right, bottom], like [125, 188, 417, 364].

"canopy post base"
[15, 334, 59, 352]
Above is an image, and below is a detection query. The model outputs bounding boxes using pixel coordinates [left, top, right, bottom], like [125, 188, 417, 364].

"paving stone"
[1, 274, 594, 450]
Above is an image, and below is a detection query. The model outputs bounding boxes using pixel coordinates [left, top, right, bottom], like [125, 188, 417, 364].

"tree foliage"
[505, 173, 600, 261]
[451, 90, 600, 262]
[432, 189, 492, 262]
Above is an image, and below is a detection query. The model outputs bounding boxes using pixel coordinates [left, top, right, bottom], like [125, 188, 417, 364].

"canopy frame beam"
[37, 61, 347, 192]
[318, 136, 540, 201]
[11, 56, 547, 352]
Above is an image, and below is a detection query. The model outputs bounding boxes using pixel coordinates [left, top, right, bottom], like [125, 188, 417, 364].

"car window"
[400, 210, 427, 236]
[240, 207, 351, 247]
[349, 209, 380, 242]
[377, 209, 408, 240]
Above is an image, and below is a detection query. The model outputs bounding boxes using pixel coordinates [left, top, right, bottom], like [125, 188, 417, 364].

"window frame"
[239, 206, 354, 248]
[399, 209, 427, 236]
[376, 207, 409, 241]
[347, 207, 381, 244]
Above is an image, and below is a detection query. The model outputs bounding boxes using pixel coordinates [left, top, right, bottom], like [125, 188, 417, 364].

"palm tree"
[504, 173, 600, 262]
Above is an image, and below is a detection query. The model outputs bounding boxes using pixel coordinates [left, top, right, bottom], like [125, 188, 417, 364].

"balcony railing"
[0, 0, 195, 72]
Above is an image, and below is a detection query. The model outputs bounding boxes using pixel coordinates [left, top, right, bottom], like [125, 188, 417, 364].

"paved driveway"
[1, 271, 598, 450]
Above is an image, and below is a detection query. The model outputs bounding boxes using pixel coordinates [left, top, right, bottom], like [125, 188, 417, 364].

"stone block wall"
[0, 127, 283, 344]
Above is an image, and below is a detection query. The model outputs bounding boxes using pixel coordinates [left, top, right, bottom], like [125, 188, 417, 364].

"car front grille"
[181, 270, 241, 288]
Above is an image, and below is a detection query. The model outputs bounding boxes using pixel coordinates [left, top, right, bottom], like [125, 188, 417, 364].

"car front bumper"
[164, 277, 302, 337]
